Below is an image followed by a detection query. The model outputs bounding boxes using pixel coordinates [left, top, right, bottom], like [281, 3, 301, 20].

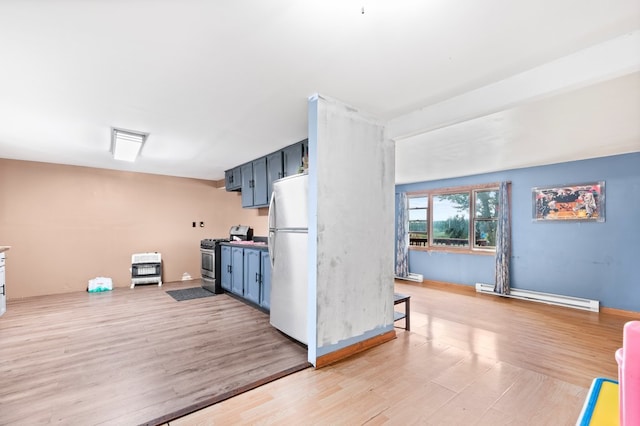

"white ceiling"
[0, 1, 639, 183]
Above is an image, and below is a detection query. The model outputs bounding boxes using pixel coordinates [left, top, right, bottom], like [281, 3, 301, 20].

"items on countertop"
[229, 225, 253, 241]
[228, 239, 267, 246]
[227, 226, 267, 246]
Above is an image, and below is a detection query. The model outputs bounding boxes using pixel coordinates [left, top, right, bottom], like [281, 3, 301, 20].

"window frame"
[407, 182, 500, 255]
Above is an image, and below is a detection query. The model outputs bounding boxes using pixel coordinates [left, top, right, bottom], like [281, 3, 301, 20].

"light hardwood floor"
[171, 280, 635, 425]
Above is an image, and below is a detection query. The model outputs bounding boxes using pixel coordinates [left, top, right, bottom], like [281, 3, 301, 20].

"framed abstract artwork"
[532, 181, 605, 222]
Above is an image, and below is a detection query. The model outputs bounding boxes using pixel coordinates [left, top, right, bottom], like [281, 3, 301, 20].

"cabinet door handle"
[255, 272, 259, 282]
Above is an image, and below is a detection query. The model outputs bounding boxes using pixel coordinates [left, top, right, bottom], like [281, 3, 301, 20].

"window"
[407, 183, 500, 254]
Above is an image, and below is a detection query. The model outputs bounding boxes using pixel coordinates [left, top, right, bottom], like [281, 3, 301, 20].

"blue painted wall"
[396, 152, 640, 312]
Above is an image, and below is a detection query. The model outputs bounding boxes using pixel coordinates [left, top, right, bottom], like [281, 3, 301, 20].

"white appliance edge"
[0, 252, 6, 316]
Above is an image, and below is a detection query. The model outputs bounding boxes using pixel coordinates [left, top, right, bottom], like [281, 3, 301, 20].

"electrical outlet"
[192, 222, 196, 227]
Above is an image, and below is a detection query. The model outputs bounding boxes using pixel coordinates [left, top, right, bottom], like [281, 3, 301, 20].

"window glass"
[474, 190, 498, 248]
[474, 220, 496, 248]
[432, 193, 469, 247]
[475, 190, 498, 218]
[408, 196, 428, 246]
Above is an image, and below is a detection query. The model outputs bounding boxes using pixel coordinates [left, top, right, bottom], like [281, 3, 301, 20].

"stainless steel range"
[200, 225, 254, 294]
[200, 238, 228, 294]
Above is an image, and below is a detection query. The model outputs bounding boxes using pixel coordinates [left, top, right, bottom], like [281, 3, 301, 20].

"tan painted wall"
[0, 159, 268, 299]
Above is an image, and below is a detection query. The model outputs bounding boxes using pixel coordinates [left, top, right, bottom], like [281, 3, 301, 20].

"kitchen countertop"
[0, 246, 11, 253]
[221, 241, 268, 250]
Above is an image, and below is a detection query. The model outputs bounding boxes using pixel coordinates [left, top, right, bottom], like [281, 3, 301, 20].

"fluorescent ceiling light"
[111, 128, 148, 162]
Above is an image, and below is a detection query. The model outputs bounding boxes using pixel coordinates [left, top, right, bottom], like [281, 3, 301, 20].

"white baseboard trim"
[395, 273, 424, 283]
[475, 283, 599, 312]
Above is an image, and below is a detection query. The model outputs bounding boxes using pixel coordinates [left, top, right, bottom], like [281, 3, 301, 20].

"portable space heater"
[131, 252, 162, 288]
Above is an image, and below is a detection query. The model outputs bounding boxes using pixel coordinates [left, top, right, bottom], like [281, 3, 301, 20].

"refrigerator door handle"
[268, 191, 276, 231]
[268, 230, 276, 268]
[268, 192, 276, 268]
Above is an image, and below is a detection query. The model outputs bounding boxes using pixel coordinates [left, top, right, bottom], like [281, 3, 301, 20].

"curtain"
[494, 182, 511, 295]
[395, 192, 409, 278]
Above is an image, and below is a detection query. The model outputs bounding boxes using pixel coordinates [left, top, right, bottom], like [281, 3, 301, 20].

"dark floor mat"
[166, 287, 217, 301]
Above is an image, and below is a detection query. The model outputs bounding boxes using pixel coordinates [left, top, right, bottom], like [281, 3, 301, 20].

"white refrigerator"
[268, 173, 308, 344]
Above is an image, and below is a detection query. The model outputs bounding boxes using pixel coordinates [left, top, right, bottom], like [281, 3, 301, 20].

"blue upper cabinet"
[240, 162, 253, 207]
[267, 150, 283, 199]
[241, 157, 268, 208]
[232, 139, 307, 208]
[252, 158, 268, 206]
[224, 166, 242, 191]
[282, 141, 305, 178]
[302, 139, 309, 162]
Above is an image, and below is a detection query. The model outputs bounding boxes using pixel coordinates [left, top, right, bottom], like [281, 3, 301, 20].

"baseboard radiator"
[395, 273, 424, 283]
[475, 283, 599, 312]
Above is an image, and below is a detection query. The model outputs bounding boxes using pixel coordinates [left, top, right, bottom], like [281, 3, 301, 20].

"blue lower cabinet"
[260, 251, 271, 310]
[222, 245, 271, 311]
[220, 246, 232, 291]
[244, 249, 261, 305]
[230, 247, 244, 296]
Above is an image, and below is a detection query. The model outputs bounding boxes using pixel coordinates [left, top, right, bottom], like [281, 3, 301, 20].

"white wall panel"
[310, 94, 395, 350]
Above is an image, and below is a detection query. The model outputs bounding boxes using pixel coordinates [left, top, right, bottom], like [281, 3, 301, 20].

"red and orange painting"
[532, 181, 605, 222]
